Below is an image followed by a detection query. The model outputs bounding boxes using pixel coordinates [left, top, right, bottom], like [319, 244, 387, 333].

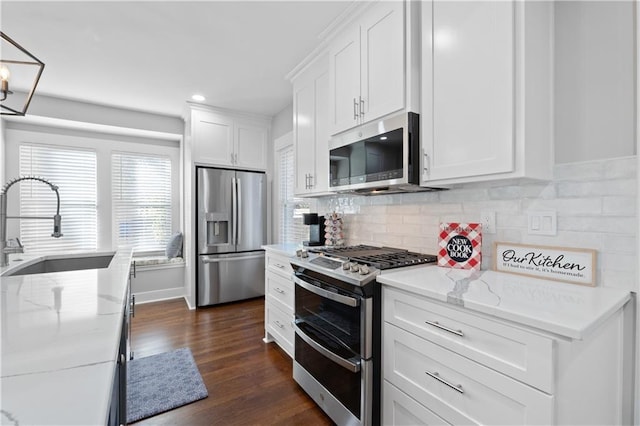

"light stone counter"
[377, 265, 630, 340]
[0, 247, 133, 425]
[261, 243, 305, 257]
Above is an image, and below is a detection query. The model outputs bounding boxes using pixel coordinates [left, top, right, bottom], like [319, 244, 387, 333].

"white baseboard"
[133, 287, 185, 304]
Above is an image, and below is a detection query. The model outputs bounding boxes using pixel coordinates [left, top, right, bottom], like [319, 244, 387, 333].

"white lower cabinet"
[263, 250, 295, 357]
[384, 323, 553, 425]
[382, 286, 630, 425]
[383, 381, 450, 426]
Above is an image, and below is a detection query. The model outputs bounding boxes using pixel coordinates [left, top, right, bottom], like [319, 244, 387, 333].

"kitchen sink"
[3, 254, 114, 276]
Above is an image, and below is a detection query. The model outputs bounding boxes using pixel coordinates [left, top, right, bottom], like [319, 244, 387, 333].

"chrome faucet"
[1, 176, 63, 267]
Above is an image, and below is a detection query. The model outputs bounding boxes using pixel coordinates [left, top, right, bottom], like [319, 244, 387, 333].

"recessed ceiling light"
[191, 94, 206, 102]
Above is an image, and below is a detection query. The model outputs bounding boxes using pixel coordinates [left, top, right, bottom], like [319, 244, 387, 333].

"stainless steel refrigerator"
[196, 167, 267, 307]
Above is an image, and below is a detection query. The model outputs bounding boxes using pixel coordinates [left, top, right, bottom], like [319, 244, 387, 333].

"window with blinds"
[112, 152, 172, 253]
[19, 144, 98, 253]
[278, 146, 310, 243]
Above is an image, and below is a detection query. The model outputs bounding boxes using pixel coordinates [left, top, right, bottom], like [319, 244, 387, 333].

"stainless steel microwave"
[329, 111, 428, 195]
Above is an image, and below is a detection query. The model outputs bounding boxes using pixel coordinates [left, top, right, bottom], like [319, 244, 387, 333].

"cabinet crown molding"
[184, 102, 272, 124]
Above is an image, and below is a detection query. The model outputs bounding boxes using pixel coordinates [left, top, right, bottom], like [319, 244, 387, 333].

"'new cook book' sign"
[438, 222, 482, 270]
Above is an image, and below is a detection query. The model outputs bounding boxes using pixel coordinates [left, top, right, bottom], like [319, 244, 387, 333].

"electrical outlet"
[480, 211, 496, 234]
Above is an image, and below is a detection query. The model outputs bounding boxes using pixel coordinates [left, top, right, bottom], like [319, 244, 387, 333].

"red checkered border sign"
[438, 222, 482, 270]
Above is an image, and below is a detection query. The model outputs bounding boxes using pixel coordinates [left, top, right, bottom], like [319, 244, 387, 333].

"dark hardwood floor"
[130, 297, 334, 425]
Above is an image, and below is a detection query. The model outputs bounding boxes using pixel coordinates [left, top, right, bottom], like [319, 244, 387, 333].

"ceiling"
[0, 1, 352, 119]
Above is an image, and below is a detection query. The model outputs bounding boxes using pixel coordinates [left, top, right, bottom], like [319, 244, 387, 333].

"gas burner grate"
[308, 245, 437, 270]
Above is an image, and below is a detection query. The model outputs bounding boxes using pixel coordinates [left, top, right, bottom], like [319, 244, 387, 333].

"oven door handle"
[293, 276, 360, 307]
[294, 323, 361, 373]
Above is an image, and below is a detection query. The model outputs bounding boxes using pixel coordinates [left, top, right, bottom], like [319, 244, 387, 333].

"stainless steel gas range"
[290, 245, 437, 426]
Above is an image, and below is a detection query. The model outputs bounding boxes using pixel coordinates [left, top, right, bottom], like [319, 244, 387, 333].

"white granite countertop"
[0, 247, 133, 426]
[377, 265, 630, 340]
[261, 243, 305, 257]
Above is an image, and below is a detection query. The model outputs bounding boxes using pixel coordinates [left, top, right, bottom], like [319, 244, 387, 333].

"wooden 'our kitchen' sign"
[492, 242, 596, 286]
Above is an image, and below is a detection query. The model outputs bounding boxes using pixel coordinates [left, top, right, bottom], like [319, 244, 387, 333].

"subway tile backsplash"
[317, 156, 637, 291]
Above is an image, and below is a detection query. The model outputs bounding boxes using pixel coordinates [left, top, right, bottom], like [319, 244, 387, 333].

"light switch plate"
[527, 210, 557, 235]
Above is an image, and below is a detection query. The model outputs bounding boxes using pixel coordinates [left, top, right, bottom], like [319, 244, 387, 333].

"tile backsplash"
[317, 156, 637, 292]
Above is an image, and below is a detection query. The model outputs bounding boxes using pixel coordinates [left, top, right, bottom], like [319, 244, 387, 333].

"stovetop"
[308, 244, 437, 270]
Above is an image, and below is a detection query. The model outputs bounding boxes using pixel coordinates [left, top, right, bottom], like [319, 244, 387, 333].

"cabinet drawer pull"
[274, 320, 285, 329]
[273, 263, 285, 269]
[425, 320, 463, 337]
[425, 371, 464, 394]
[274, 287, 285, 294]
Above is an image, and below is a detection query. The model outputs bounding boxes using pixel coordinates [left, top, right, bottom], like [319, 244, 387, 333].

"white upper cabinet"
[190, 107, 269, 170]
[192, 109, 235, 167]
[235, 119, 268, 170]
[421, 1, 553, 185]
[329, 1, 406, 135]
[292, 54, 332, 197]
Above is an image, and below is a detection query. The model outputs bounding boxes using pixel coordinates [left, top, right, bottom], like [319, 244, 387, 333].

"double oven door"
[292, 267, 373, 426]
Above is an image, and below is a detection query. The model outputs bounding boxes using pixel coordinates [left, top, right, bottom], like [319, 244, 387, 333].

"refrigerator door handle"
[231, 176, 238, 246]
[236, 177, 242, 246]
[201, 253, 264, 264]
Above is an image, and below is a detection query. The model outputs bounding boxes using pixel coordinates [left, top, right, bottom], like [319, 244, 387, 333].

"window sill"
[133, 256, 185, 271]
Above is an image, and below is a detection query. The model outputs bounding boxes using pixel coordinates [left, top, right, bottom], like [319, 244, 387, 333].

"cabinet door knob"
[308, 174, 314, 189]
[359, 96, 365, 118]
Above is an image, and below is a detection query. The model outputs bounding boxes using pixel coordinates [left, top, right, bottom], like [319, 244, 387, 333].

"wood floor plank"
[129, 297, 333, 425]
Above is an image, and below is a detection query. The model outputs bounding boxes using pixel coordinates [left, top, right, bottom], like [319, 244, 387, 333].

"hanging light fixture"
[0, 31, 45, 116]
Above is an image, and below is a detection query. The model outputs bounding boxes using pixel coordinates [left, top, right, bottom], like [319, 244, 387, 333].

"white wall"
[271, 103, 293, 140]
[554, 1, 636, 163]
[268, 105, 294, 244]
[0, 121, 5, 185]
[23, 92, 184, 135]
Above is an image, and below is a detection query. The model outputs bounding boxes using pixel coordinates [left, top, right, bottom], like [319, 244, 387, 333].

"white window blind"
[278, 146, 310, 243]
[19, 144, 98, 253]
[112, 152, 172, 253]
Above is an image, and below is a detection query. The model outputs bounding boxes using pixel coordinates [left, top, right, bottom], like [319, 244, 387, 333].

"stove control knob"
[301, 250, 309, 258]
[359, 265, 370, 275]
[350, 263, 360, 272]
[342, 262, 351, 270]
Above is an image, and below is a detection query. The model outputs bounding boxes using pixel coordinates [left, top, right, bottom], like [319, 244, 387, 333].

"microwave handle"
[422, 148, 430, 180]
[293, 276, 360, 307]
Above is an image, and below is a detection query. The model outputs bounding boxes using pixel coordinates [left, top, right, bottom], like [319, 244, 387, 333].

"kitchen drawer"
[266, 270, 294, 311]
[384, 323, 553, 425]
[383, 286, 553, 393]
[266, 252, 294, 277]
[383, 380, 450, 426]
[266, 302, 294, 357]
